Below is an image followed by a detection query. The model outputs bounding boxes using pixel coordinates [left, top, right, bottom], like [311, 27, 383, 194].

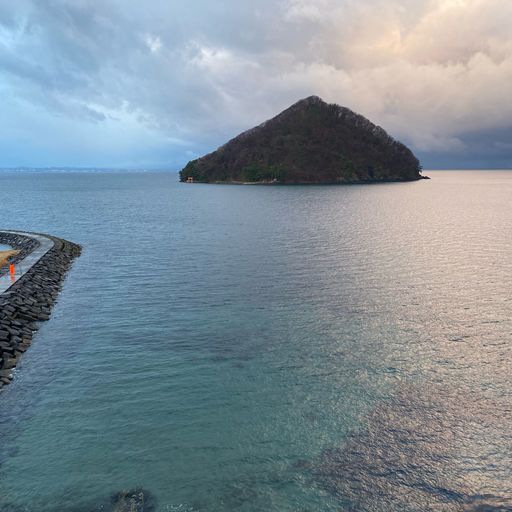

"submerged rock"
[110, 489, 155, 512]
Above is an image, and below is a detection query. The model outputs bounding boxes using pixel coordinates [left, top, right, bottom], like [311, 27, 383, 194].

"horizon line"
[0, 167, 511, 172]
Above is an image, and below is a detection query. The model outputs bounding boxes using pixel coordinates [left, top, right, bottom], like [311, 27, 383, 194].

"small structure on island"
[186, 176, 194, 183]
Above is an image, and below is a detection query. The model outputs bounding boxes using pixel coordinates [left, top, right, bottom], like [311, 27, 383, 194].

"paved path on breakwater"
[0, 231, 54, 294]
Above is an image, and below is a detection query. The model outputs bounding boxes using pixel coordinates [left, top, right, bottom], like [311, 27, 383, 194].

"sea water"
[0, 170, 510, 511]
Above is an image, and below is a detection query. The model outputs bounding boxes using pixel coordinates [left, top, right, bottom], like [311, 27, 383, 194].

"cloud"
[144, 34, 162, 54]
[0, 0, 510, 168]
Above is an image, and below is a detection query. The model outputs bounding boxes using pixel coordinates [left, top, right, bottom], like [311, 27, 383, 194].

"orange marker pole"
[9, 263, 15, 277]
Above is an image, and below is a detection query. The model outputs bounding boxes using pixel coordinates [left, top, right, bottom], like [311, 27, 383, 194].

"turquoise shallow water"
[0, 170, 511, 511]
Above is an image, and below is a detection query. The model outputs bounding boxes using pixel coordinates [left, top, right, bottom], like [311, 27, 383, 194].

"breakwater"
[0, 231, 81, 390]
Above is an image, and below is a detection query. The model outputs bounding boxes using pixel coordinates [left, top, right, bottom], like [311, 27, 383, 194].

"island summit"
[180, 96, 425, 185]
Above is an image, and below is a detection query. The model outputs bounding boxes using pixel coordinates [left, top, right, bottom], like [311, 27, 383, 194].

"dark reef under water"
[304, 382, 512, 511]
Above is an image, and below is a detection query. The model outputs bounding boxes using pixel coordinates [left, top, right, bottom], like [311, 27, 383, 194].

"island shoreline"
[183, 175, 431, 185]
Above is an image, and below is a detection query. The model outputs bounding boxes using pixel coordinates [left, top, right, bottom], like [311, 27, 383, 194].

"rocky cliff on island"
[180, 96, 425, 184]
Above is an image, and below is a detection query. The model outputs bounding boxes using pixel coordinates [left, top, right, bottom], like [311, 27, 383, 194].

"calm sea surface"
[0, 171, 511, 511]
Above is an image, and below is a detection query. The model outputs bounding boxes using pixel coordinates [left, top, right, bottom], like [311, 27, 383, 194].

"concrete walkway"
[0, 231, 54, 295]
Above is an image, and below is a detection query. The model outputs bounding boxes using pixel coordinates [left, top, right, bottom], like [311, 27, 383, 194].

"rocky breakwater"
[0, 232, 81, 390]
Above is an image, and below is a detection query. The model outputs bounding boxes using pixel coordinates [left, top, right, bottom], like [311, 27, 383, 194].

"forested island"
[180, 96, 426, 184]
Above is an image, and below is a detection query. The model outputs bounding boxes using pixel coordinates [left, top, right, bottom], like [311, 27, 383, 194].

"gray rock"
[111, 488, 155, 512]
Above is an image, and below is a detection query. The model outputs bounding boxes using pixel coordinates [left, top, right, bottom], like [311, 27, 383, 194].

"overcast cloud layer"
[1, 0, 511, 169]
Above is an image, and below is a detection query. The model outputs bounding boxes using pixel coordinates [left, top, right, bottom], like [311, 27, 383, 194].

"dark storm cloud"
[0, 0, 511, 168]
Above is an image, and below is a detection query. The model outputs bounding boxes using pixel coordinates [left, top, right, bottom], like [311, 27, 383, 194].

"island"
[180, 96, 426, 184]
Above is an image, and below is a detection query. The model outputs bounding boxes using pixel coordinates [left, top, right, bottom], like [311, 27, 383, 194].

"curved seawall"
[0, 231, 81, 390]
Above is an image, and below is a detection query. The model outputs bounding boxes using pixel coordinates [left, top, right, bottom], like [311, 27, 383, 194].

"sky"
[0, 0, 511, 170]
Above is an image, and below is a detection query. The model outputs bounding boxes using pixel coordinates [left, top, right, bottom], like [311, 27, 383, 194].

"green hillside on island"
[180, 96, 425, 184]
